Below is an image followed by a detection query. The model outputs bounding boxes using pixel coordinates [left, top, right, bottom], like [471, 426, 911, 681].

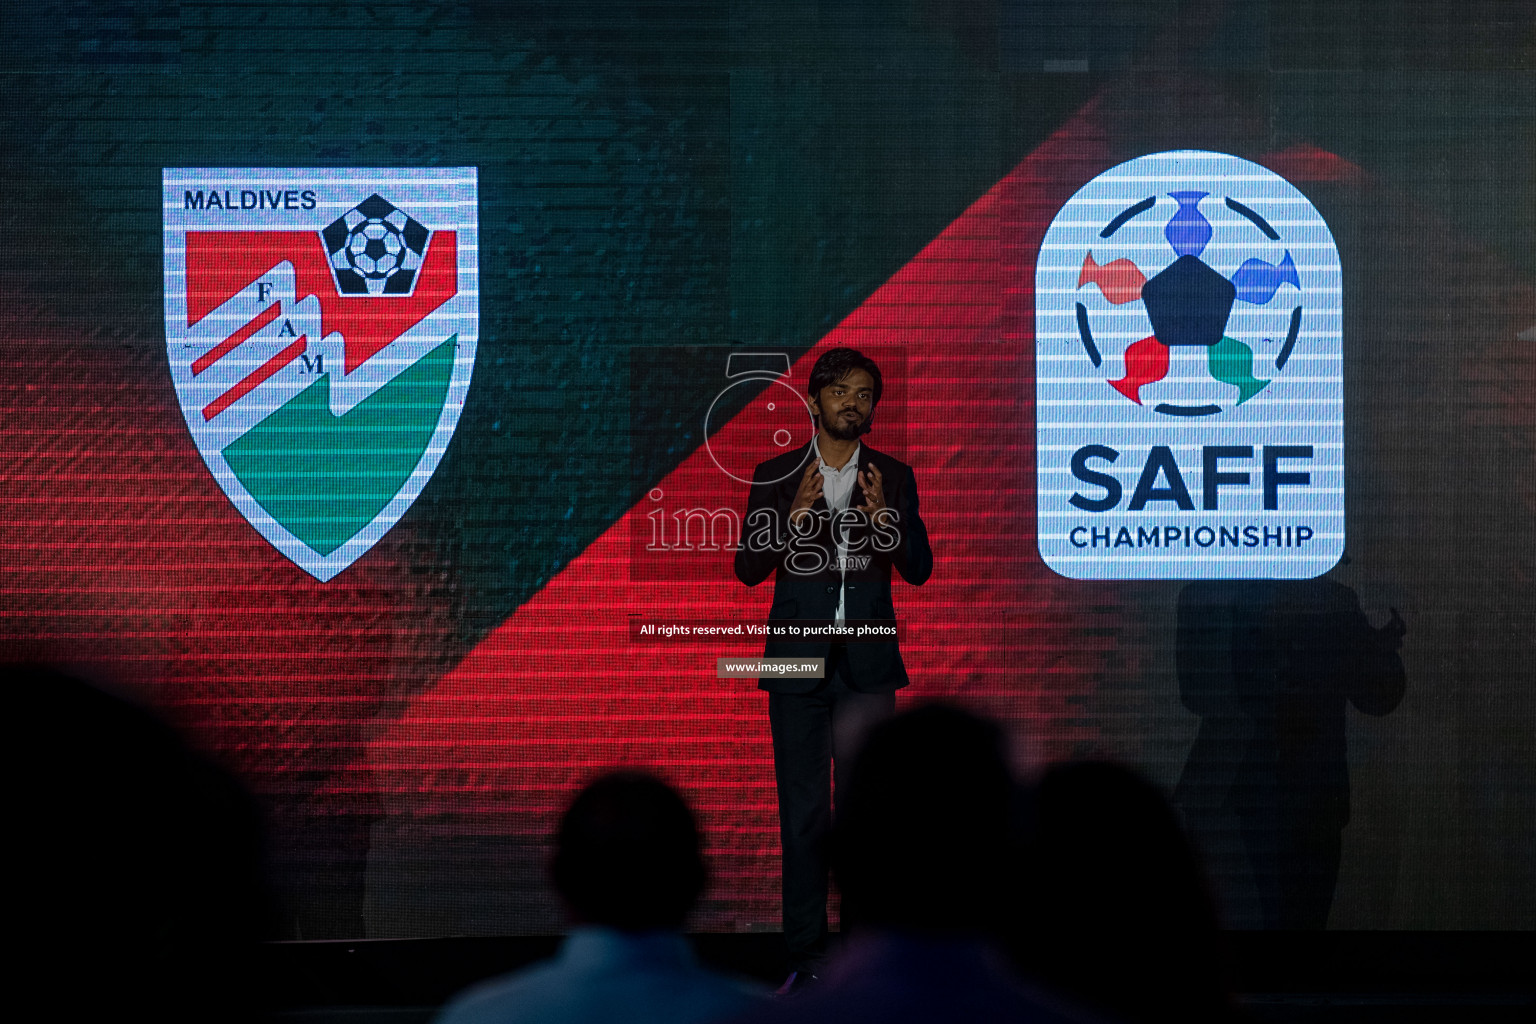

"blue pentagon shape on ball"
[1141, 254, 1237, 347]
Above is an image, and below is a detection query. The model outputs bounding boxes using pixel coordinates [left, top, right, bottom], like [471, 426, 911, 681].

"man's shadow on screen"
[1173, 571, 1406, 929]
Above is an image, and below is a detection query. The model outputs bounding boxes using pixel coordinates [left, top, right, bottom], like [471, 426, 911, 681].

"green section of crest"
[223, 337, 457, 556]
[1209, 335, 1270, 405]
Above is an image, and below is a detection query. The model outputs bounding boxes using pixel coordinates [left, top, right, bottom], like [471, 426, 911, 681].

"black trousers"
[767, 643, 895, 971]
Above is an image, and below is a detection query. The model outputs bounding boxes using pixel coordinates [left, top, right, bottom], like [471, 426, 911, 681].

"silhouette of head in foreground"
[15, 665, 272, 1023]
[834, 704, 1014, 934]
[438, 774, 764, 1024]
[1022, 761, 1233, 1023]
[552, 771, 707, 930]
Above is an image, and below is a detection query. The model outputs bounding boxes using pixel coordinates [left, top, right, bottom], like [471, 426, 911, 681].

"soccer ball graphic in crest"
[322, 193, 429, 295]
[1060, 167, 1312, 418]
[164, 166, 479, 582]
[349, 219, 403, 276]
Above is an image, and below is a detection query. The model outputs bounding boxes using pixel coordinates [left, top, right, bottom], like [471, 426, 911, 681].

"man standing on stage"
[733, 347, 933, 989]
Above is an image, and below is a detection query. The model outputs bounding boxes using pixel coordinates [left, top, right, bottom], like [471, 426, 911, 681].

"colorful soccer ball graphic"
[1069, 186, 1305, 417]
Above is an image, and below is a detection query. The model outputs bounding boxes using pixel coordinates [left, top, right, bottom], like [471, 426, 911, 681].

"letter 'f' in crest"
[164, 168, 478, 581]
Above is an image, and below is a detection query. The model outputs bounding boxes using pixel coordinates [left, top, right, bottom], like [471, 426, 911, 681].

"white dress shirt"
[812, 437, 861, 624]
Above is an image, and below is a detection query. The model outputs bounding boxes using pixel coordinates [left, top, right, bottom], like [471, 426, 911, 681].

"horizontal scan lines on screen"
[162, 694, 766, 710]
[1036, 466, 1343, 481]
[1035, 441, 1342, 451]
[305, 713, 760, 728]
[1049, 204, 1322, 220]
[1036, 310, 1336, 321]
[0, 621, 452, 640]
[1035, 431, 1339, 442]
[165, 202, 480, 217]
[901, 398, 1023, 410]
[1035, 343, 1338, 352]
[1036, 452, 1344, 465]
[1036, 283, 1339, 296]
[1035, 500, 1343, 512]
[0, 522, 366, 538]
[304, 787, 776, 803]
[0, 473, 245, 486]
[266, 738, 765, 756]
[1041, 225, 1332, 240]
[1042, 552, 1343, 563]
[363, 758, 778, 772]
[1038, 235, 1338, 248]
[1034, 331, 1336, 343]
[176, 315, 479, 338]
[1033, 374, 1340, 389]
[1035, 401, 1340, 411]
[163, 268, 482, 296]
[0, 608, 416, 626]
[163, 176, 478, 187]
[390, 706, 768, 721]
[1039, 229, 1335, 244]
[1087, 169, 1325, 181]
[1037, 283, 1339, 296]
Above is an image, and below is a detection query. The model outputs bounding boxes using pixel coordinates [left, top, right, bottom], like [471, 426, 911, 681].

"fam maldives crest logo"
[164, 168, 478, 581]
[1035, 151, 1343, 580]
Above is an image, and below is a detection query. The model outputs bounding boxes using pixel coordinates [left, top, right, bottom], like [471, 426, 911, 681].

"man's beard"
[824, 412, 870, 441]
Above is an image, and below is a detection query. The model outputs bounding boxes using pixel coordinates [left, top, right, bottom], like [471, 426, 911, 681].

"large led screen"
[2, 1, 1532, 937]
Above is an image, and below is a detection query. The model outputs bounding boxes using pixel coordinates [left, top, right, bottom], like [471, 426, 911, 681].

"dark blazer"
[733, 442, 932, 694]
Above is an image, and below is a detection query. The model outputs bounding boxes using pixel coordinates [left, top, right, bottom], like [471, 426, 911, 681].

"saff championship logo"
[164, 168, 478, 581]
[1035, 151, 1343, 580]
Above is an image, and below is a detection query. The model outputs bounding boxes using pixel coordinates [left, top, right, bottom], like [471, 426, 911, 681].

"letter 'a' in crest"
[164, 168, 478, 581]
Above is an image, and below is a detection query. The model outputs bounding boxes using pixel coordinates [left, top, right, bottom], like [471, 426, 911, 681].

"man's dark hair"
[807, 347, 883, 407]
[834, 704, 1013, 933]
[550, 771, 706, 931]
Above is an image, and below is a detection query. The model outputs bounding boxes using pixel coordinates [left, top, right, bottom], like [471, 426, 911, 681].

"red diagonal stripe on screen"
[337, 97, 1144, 926]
